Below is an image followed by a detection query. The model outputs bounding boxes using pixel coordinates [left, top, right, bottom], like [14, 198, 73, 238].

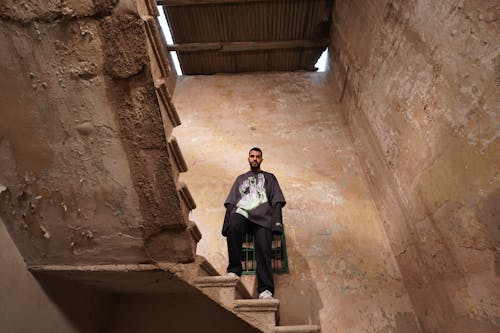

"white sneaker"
[259, 290, 273, 300]
[227, 272, 238, 278]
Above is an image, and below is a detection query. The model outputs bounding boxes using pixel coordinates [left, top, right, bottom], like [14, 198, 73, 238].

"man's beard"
[249, 162, 261, 170]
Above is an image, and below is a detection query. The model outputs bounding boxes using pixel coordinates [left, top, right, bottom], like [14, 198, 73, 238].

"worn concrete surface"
[0, 218, 117, 333]
[329, 0, 500, 332]
[173, 72, 420, 332]
[107, 294, 262, 333]
[0, 0, 194, 265]
[1, 217, 259, 333]
[1, 0, 498, 332]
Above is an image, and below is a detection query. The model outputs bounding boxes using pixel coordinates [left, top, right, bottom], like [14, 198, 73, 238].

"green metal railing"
[241, 228, 289, 275]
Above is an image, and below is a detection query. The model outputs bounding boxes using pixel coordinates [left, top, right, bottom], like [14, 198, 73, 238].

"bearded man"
[222, 147, 286, 300]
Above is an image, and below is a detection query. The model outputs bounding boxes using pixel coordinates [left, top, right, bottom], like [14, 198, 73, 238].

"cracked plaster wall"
[173, 72, 420, 333]
[0, 0, 188, 266]
[328, 0, 499, 332]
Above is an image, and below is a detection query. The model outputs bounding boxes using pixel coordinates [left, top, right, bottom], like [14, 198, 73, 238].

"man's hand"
[272, 222, 283, 235]
[272, 203, 284, 235]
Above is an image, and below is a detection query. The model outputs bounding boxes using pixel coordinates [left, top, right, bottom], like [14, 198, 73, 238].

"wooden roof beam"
[167, 39, 329, 52]
[158, 0, 272, 6]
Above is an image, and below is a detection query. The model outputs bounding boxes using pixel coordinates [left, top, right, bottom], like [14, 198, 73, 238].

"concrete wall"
[2, 217, 250, 333]
[328, 0, 500, 332]
[0, 0, 193, 265]
[0, 1, 146, 265]
[173, 72, 420, 332]
[107, 294, 260, 333]
[0, 219, 116, 333]
[2, 0, 497, 332]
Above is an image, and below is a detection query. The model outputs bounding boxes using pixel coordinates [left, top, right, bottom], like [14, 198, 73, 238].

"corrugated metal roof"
[160, 0, 332, 74]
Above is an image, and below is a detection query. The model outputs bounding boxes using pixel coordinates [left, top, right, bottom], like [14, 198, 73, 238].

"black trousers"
[226, 213, 274, 294]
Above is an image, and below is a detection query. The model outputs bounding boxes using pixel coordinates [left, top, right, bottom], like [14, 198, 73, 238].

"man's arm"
[271, 202, 284, 235]
[267, 173, 285, 234]
[221, 203, 234, 237]
[268, 173, 286, 208]
[222, 175, 241, 236]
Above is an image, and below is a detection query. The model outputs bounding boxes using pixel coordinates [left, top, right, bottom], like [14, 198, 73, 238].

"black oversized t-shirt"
[224, 170, 286, 229]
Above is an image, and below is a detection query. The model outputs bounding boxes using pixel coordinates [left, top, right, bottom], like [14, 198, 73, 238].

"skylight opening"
[315, 49, 328, 72]
[158, 7, 183, 76]
[158, 5, 328, 75]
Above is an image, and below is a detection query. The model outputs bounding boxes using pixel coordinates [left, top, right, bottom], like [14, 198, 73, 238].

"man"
[222, 147, 286, 300]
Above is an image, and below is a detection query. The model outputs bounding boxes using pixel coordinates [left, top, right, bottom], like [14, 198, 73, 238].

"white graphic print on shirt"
[236, 173, 268, 218]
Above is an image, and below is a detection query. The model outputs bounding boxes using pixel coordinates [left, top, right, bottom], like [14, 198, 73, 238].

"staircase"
[135, 2, 320, 331]
[28, 256, 320, 332]
[192, 260, 321, 333]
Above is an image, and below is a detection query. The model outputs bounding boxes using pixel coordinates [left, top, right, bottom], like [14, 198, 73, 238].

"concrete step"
[191, 261, 317, 333]
[195, 275, 252, 307]
[275, 325, 321, 333]
[234, 299, 280, 333]
[197, 256, 220, 277]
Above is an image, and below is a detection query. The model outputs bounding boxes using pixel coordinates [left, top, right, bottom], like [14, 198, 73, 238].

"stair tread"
[234, 299, 280, 312]
[235, 299, 280, 305]
[195, 275, 239, 285]
[194, 275, 252, 299]
[197, 257, 220, 276]
[275, 324, 321, 332]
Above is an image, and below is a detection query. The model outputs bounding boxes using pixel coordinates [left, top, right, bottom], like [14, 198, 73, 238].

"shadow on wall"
[478, 187, 500, 276]
[106, 293, 261, 333]
[33, 275, 118, 333]
[275, 250, 323, 326]
[34, 275, 263, 333]
[0, 219, 117, 333]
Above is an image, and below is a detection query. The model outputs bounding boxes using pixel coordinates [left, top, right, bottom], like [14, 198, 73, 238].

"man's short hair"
[249, 147, 262, 155]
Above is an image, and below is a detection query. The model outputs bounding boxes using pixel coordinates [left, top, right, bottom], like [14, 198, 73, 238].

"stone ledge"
[28, 264, 196, 295]
[144, 17, 171, 77]
[145, 0, 160, 17]
[188, 220, 202, 242]
[234, 299, 280, 332]
[178, 182, 197, 210]
[234, 299, 280, 312]
[195, 275, 253, 299]
[168, 136, 188, 173]
[195, 275, 240, 287]
[156, 82, 181, 127]
[144, 227, 197, 263]
[274, 325, 321, 333]
[199, 257, 220, 276]
[29, 263, 158, 272]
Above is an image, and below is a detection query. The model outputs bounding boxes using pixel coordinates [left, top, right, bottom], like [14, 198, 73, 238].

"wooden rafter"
[167, 39, 329, 52]
[158, 0, 271, 6]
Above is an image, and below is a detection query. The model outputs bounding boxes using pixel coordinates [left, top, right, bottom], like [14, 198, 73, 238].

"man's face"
[248, 150, 263, 170]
